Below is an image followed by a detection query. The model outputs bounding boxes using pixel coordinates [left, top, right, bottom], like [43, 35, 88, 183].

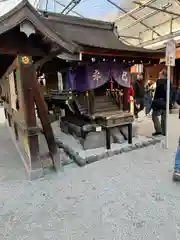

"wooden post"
[19, 55, 61, 174]
[128, 123, 132, 144]
[89, 89, 95, 115]
[106, 128, 111, 149]
[19, 56, 42, 173]
[123, 87, 129, 111]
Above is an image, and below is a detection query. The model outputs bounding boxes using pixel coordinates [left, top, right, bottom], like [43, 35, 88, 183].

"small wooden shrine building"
[0, 0, 164, 179]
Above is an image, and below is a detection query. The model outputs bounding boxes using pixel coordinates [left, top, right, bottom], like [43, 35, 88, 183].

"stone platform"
[60, 119, 138, 150]
[55, 128, 160, 166]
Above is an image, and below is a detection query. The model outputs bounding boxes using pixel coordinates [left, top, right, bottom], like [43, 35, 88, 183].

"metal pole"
[55, 0, 84, 17]
[118, 3, 171, 32]
[118, 35, 141, 40]
[165, 65, 171, 149]
[106, 0, 161, 36]
[45, 0, 48, 11]
[61, 0, 73, 14]
[116, 0, 156, 20]
[134, 1, 180, 18]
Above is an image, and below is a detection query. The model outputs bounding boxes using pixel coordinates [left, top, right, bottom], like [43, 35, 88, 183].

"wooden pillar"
[123, 88, 129, 111]
[18, 56, 42, 174]
[19, 55, 61, 176]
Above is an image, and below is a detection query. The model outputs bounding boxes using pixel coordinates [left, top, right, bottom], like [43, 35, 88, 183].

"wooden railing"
[106, 89, 123, 110]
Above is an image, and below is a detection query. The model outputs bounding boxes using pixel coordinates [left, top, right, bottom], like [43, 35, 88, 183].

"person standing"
[144, 81, 153, 116]
[133, 74, 145, 119]
[151, 68, 172, 136]
[128, 80, 134, 113]
[169, 84, 176, 113]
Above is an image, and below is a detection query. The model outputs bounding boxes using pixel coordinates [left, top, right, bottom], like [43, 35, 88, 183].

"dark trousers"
[152, 109, 166, 134]
[134, 98, 144, 118]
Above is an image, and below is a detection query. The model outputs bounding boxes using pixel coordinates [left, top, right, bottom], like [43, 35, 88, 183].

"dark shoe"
[152, 132, 162, 136]
[135, 114, 138, 119]
[173, 170, 180, 181]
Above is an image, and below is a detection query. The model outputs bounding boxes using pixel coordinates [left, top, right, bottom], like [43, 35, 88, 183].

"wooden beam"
[31, 65, 61, 170]
[34, 49, 63, 69]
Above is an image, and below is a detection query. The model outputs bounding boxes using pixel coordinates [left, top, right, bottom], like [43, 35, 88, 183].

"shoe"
[152, 132, 162, 136]
[173, 170, 180, 181]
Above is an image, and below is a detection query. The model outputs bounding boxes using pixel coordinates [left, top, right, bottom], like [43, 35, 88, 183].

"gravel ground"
[1, 109, 180, 239]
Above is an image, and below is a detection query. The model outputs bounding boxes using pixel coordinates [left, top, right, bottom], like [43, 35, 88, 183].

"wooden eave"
[0, 0, 77, 54]
[78, 46, 165, 60]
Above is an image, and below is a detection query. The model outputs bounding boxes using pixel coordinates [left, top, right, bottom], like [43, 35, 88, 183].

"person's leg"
[145, 101, 151, 115]
[139, 98, 144, 112]
[173, 137, 180, 181]
[128, 102, 130, 112]
[144, 97, 147, 115]
[134, 99, 139, 118]
[152, 110, 162, 135]
[161, 110, 166, 136]
[135, 98, 144, 119]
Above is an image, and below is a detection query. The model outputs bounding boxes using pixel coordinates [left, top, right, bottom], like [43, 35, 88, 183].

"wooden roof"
[0, 0, 164, 58]
[43, 11, 159, 54]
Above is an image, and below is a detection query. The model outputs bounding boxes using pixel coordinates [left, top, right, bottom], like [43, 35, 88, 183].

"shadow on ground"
[0, 123, 27, 181]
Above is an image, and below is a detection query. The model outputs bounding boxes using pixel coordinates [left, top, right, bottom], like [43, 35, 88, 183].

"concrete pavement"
[1, 109, 180, 239]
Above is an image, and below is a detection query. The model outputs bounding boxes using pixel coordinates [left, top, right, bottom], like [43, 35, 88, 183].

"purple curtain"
[111, 63, 130, 88]
[67, 70, 76, 90]
[67, 66, 87, 92]
[86, 62, 110, 89]
[67, 63, 130, 92]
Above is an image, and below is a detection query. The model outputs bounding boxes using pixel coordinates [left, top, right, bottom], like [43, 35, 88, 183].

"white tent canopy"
[115, 0, 180, 48]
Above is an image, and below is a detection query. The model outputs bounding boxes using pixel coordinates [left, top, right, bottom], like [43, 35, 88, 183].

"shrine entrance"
[0, 0, 164, 178]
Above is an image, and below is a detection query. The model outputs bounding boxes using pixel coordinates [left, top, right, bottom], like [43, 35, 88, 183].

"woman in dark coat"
[133, 74, 145, 118]
[144, 81, 153, 115]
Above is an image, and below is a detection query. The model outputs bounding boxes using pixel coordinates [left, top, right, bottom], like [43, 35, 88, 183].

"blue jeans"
[175, 140, 180, 170]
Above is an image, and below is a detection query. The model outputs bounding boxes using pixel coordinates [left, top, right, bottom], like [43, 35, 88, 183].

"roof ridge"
[39, 10, 114, 30]
[0, 0, 29, 22]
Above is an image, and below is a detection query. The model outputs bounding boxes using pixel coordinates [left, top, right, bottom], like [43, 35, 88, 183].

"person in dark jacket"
[144, 81, 153, 115]
[133, 74, 145, 118]
[151, 68, 172, 136]
[170, 84, 176, 112]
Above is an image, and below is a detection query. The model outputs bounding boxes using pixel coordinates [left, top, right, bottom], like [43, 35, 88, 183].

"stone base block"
[60, 119, 138, 150]
[110, 127, 125, 143]
[55, 135, 161, 167]
[83, 131, 113, 150]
